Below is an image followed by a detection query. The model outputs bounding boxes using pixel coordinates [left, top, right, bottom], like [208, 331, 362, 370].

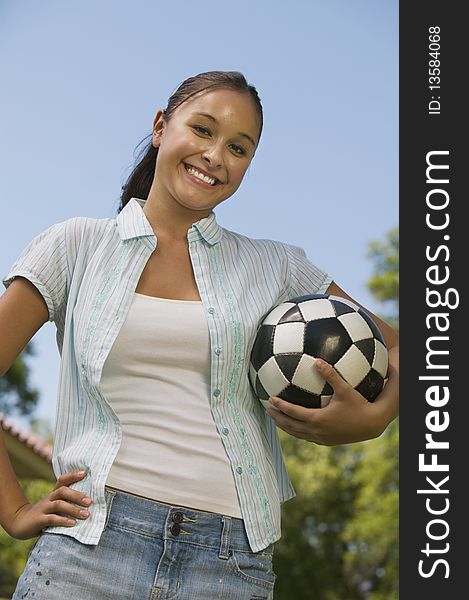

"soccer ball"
[249, 294, 389, 409]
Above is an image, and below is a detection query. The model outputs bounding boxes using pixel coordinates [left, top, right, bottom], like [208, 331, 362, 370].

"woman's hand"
[4, 471, 92, 540]
[266, 359, 396, 445]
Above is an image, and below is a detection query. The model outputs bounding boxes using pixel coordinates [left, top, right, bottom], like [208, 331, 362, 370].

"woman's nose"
[202, 144, 223, 168]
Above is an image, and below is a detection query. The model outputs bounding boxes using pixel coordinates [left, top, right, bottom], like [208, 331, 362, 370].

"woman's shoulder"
[53, 214, 117, 247]
[62, 213, 115, 231]
[25, 214, 119, 269]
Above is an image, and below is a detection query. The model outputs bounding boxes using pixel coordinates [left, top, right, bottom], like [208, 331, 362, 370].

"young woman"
[0, 70, 399, 599]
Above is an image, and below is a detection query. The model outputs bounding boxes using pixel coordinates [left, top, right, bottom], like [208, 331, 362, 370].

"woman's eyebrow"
[192, 112, 256, 147]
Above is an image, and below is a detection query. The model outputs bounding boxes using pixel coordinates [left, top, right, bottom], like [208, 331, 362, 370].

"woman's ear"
[152, 109, 166, 148]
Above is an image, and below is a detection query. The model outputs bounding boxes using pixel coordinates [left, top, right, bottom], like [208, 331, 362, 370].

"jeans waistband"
[103, 487, 270, 558]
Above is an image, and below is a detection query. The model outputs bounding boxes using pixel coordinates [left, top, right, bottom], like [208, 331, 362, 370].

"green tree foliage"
[0, 344, 39, 417]
[274, 439, 363, 600]
[273, 228, 399, 600]
[342, 422, 399, 600]
[0, 343, 47, 597]
[366, 227, 399, 330]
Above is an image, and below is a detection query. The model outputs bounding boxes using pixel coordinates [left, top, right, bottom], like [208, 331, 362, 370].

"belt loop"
[103, 487, 116, 531]
[219, 516, 232, 559]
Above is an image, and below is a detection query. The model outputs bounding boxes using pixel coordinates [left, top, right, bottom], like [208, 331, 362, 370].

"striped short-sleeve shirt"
[3, 197, 331, 552]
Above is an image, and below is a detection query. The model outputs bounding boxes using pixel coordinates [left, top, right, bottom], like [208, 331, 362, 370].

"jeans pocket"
[228, 548, 276, 590]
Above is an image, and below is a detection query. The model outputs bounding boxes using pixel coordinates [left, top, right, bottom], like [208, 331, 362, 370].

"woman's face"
[150, 87, 261, 217]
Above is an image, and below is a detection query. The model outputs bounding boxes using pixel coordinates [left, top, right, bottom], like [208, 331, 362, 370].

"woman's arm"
[0, 278, 91, 538]
[266, 281, 399, 445]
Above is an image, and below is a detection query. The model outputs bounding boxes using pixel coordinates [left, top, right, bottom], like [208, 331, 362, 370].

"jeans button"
[170, 523, 181, 536]
[172, 512, 184, 524]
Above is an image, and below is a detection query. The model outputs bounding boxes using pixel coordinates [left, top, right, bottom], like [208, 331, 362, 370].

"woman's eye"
[230, 144, 246, 156]
[192, 125, 210, 136]
[191, 126, 246, 156]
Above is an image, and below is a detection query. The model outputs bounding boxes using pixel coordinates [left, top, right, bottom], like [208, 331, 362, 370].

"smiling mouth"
[184, 163, 221, 186]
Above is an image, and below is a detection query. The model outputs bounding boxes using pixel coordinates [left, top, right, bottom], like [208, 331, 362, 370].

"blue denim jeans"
[13, 488, 276, 599]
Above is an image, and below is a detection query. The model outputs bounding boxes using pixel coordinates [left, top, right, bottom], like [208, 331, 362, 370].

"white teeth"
[186, 165, 217, 185]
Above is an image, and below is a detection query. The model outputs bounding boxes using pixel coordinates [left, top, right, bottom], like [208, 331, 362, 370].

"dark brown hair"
[118, 70, 263, 212]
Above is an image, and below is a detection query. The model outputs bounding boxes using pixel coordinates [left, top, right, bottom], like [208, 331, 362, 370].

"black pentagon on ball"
[275, 354, 302, 382]
[354, 337, 377, 366]
[250, 324, 275, 371]
[355, 369, 385, 402]
[329, 299, 356, 317]
[249, 294, 389, 408]
[278, 304, 305, 324]
[278, 383, 332, 409]
[255, 374, 270, 401]
[303, 318, 352, 364]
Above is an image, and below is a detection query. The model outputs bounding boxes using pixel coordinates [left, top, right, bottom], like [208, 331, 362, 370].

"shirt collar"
[117, 197, 223, 245]
[190, 212, 223, 245]
[116, 198, 155, 240]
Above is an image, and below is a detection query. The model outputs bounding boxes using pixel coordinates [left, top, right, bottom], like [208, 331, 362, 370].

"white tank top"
[100, 293, 242, 518]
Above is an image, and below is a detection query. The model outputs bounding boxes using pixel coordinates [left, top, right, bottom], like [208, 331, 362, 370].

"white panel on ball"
[328, 295, 360, 311]
[291, 354, 325, 394]
[334, 345, 371, 387]
[273, 322, 305, 354]
[373, 340, 389, 376]
[298, 298, 335, 322]
[320, 394, 333, 408]
[257, 356, 289, 396]
[262, 302, 296, 326]
[338, 312, 373, 342]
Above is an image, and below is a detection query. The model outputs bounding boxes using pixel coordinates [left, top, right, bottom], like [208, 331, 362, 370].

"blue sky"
[0, 0, 398, 430]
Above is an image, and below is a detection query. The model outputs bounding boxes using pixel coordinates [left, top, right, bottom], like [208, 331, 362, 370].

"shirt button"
[236, 466, 243, 475]
[222, 428, 229, 436]
[215, 347, 222, 355]
[170, 523, 181, 536]
[208, 307, 215, 315]
[213, 388, 221, 397]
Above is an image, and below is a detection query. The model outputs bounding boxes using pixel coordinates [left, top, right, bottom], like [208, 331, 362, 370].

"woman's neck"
[143, 192, 212, 241]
